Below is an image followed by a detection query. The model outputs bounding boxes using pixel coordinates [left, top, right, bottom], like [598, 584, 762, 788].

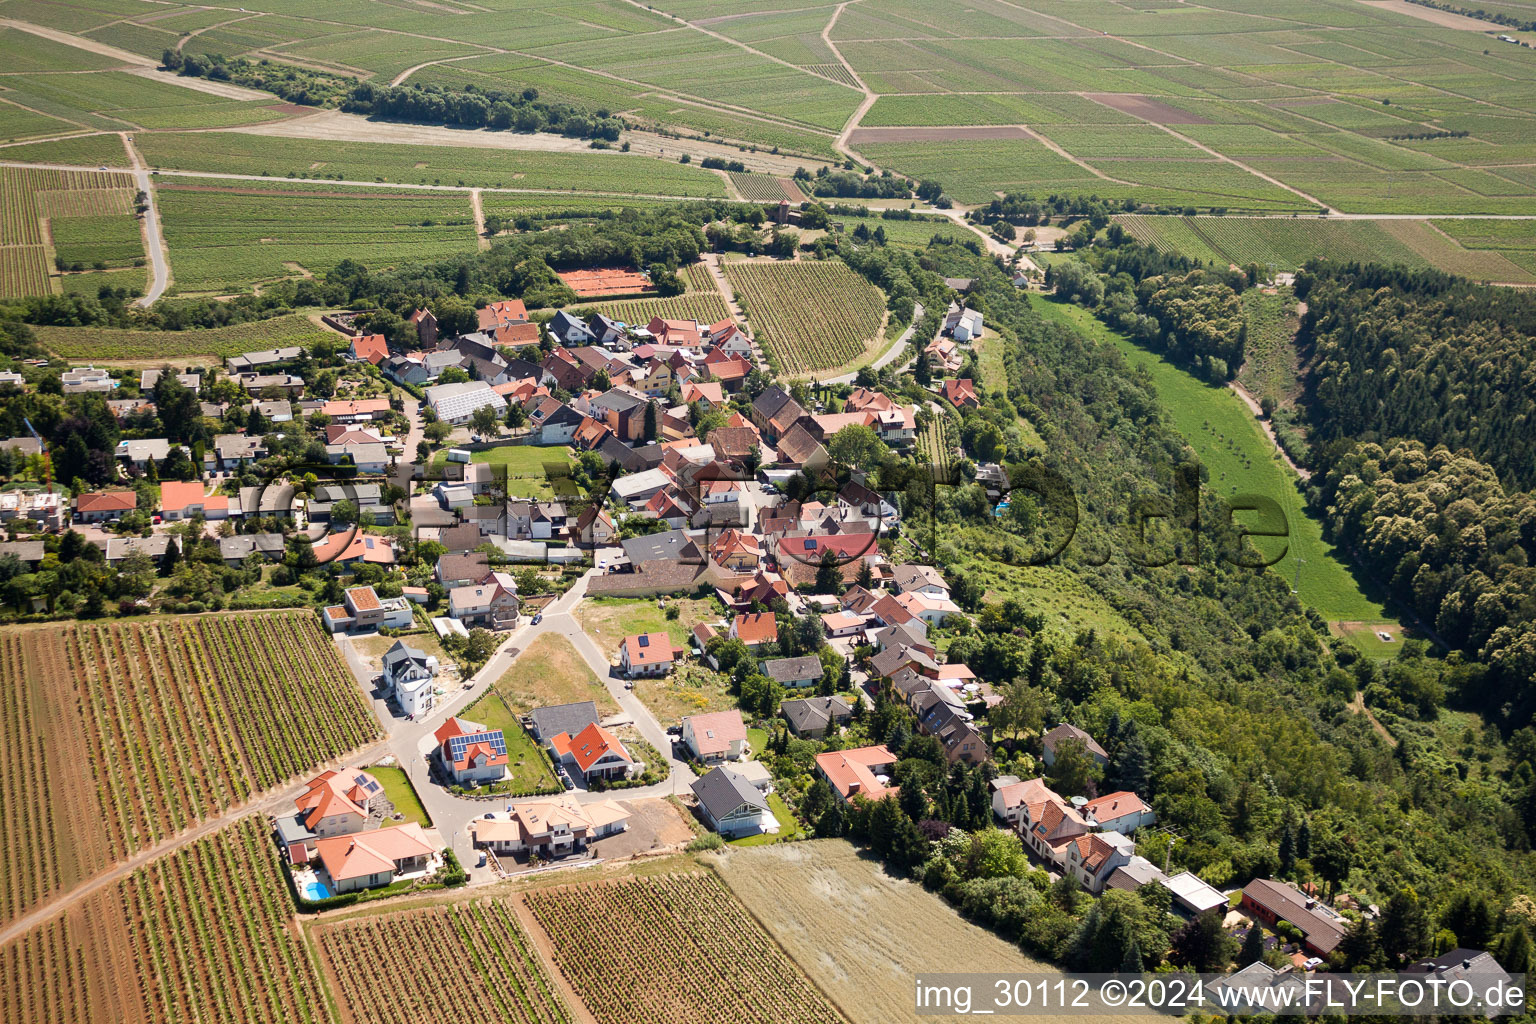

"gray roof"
[0, 540, 45, 564]
[382, 640, 430, 673]
[528, 701, 601, 741]
[691, 766, 768, 822]
[620, 528, 693, 564]
[274, 813, 315, 846]
[1042, 723, 1108, 760]
[105, 535, 171, 561]
[762, 655, 822, 684]
[781, 696, 851, 735]
[218, 533, 285, 560]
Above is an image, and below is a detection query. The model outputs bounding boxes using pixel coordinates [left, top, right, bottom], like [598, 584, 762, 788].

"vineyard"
[723, 259, 885, 377]
[0, 613, 378, 927]
[580, 264, 729, 326]
[524, 872, 843, 1024]
[316, 898, 570, 1024]
[729, 172, 788, 203]
[0, 166, 139, 297]
[34, 313, 337, 360]
[0, 815, 333, 1024]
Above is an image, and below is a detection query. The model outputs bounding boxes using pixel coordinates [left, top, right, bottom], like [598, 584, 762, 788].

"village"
[0, 277, 1506, 997]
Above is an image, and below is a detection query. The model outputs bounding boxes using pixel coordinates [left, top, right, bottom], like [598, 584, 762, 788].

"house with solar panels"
[433, 716, 509, 785]
[273, 767, 385, 865]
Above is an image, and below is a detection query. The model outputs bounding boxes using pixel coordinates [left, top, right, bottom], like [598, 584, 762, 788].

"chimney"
[849, 782, 862, 795]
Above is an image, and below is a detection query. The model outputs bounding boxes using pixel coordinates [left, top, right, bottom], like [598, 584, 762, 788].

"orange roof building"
[350, 334, 388, 365]
[619, 631, 680, 677]
[549, 721, 633, 781]
[816, 745, 899, 803]
[312, 823, 434, 892]
[479, 299, 528, 329]
[730, 611, 778, 647]
[434, 716, 509, 783]
[294, 768, 382, 835]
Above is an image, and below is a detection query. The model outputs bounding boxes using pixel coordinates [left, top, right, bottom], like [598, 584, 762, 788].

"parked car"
[531, 612, 542, 625]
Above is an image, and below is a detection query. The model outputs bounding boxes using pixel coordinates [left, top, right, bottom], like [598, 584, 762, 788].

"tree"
[989, 679, 1046, 741]
[815, 797, 846, 838]
[464, 627, 499, 665]
[826, 423, 884, 470]
[469, 404, 501, 438]
[157, 538, 181, 577]
[1379, 887, 1431, 963]
[1240, 922, 1265, 967]
[813, 549, 844, 595]
[643, 400, 658, 442]
[1169, 910, 1236, 972]
[1112, 733, 1150, 795]
[801, 778, 833, 825]
[424, 420, 452, 445]
[330, 499, 358, 527]
[1310, 828, 1352, 897]
[1047, 737, 1100, 796]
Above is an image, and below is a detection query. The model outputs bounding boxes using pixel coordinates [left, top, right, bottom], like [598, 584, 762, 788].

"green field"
[1118, 215, 1536, 282]
[157, 184, 478, 292]
[433, 445, 574, 499]
[134, 133, 730, 198]
[33, 314, 336, 360]
[723, 259, 887, 377]
[1027, 293, 1388, 623]
[1236, 288, 1302, 412]
[6, 0, 1536, 216]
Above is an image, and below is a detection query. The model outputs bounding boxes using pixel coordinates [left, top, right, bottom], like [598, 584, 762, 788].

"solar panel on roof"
[638, 635, 649, 647]
[447, 731, 507, 760]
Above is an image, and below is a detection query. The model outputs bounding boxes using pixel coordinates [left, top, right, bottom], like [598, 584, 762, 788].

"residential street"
[824, 300, 925, 385]
[334, 566, 693, 883]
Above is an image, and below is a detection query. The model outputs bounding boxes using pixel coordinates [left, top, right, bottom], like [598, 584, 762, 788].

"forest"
[881, 240, 1536, 974]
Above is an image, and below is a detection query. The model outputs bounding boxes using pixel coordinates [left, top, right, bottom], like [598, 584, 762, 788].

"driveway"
[825, 300, 925, 385]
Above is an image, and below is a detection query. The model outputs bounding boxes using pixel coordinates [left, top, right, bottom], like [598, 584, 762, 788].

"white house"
[469, 794, 628, 858]
[691, 766, 772, 838]
[1084, 791, 1155, 835]
[549, 721, 634, 783]
[434, 716, 508, 785]
[381, 640, 438, 718]
[619, 632, 680, 677]
[321, 586, 415, 633]
[680, 710, 747, 764]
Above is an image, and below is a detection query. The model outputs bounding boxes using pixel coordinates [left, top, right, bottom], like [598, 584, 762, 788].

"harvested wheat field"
[713, 841, 1142, 1024]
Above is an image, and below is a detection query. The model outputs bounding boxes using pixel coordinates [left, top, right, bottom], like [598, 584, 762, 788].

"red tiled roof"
[77, 490, 137, 514]
[159, 480, 208, 513]
[1084, 791, 1149, 825]
[816, 745, 898, 801]
[684, 710, 746, 757]
[313, 823, 432, 882]
[350, 334, 388, 365]
[494, 322, 540, 347]
[732, 611, 777, 646]
[551, 722, 631, 773]
[623, 631, 676, 667]
[322, 398, 390, 417]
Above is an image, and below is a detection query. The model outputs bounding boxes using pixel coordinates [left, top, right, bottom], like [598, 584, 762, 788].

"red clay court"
[557, 267, 654, 297]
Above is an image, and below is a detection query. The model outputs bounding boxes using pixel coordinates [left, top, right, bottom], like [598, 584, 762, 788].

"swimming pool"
[302, 881, 331, 900]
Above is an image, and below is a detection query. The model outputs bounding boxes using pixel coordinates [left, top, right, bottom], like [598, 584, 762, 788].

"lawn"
[492, 631, 618, 715]
[459, 689, 560, 794]
[368, 763, 432, 828]
[728, 792, 804, 847]
[1027, 293, 1388, 623]
[432, 444, 573, 499]
[631, 661, 738, 725]
[575, 595, 718, 648]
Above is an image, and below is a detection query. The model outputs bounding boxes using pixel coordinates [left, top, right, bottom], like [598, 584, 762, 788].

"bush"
[687, 833, 725, 851]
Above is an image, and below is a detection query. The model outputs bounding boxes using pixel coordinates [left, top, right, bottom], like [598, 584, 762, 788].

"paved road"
[824, 300, 925, 385]
[122, 136, 170, 306]
[332, 568, 693, 881]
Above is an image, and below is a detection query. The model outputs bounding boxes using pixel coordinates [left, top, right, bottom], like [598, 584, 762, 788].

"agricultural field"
[524, 872, 842, 1024]
[0, 614, 379, 927]
[0, 71, 291, 132]
[577, 290, 731, 328]
[33, 313, 338, 361]
[133, 133, 729, 198]
[314, 898, 571, 1024]
[723, 259, 886, 377]
[1028, 294, 1388, 623]
[0, 166, 139, 298]
[729, 172, 788, 202]
[156, 184, 478, 292]
[713, 841, 1139, 1024]
[0, 816, 331, 1024]
[1116, 214, 1536, 282]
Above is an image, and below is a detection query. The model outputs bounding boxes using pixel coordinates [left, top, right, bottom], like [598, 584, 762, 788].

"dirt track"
[847, 125, 1034, 143]
[1358, 0, 1507, 29]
